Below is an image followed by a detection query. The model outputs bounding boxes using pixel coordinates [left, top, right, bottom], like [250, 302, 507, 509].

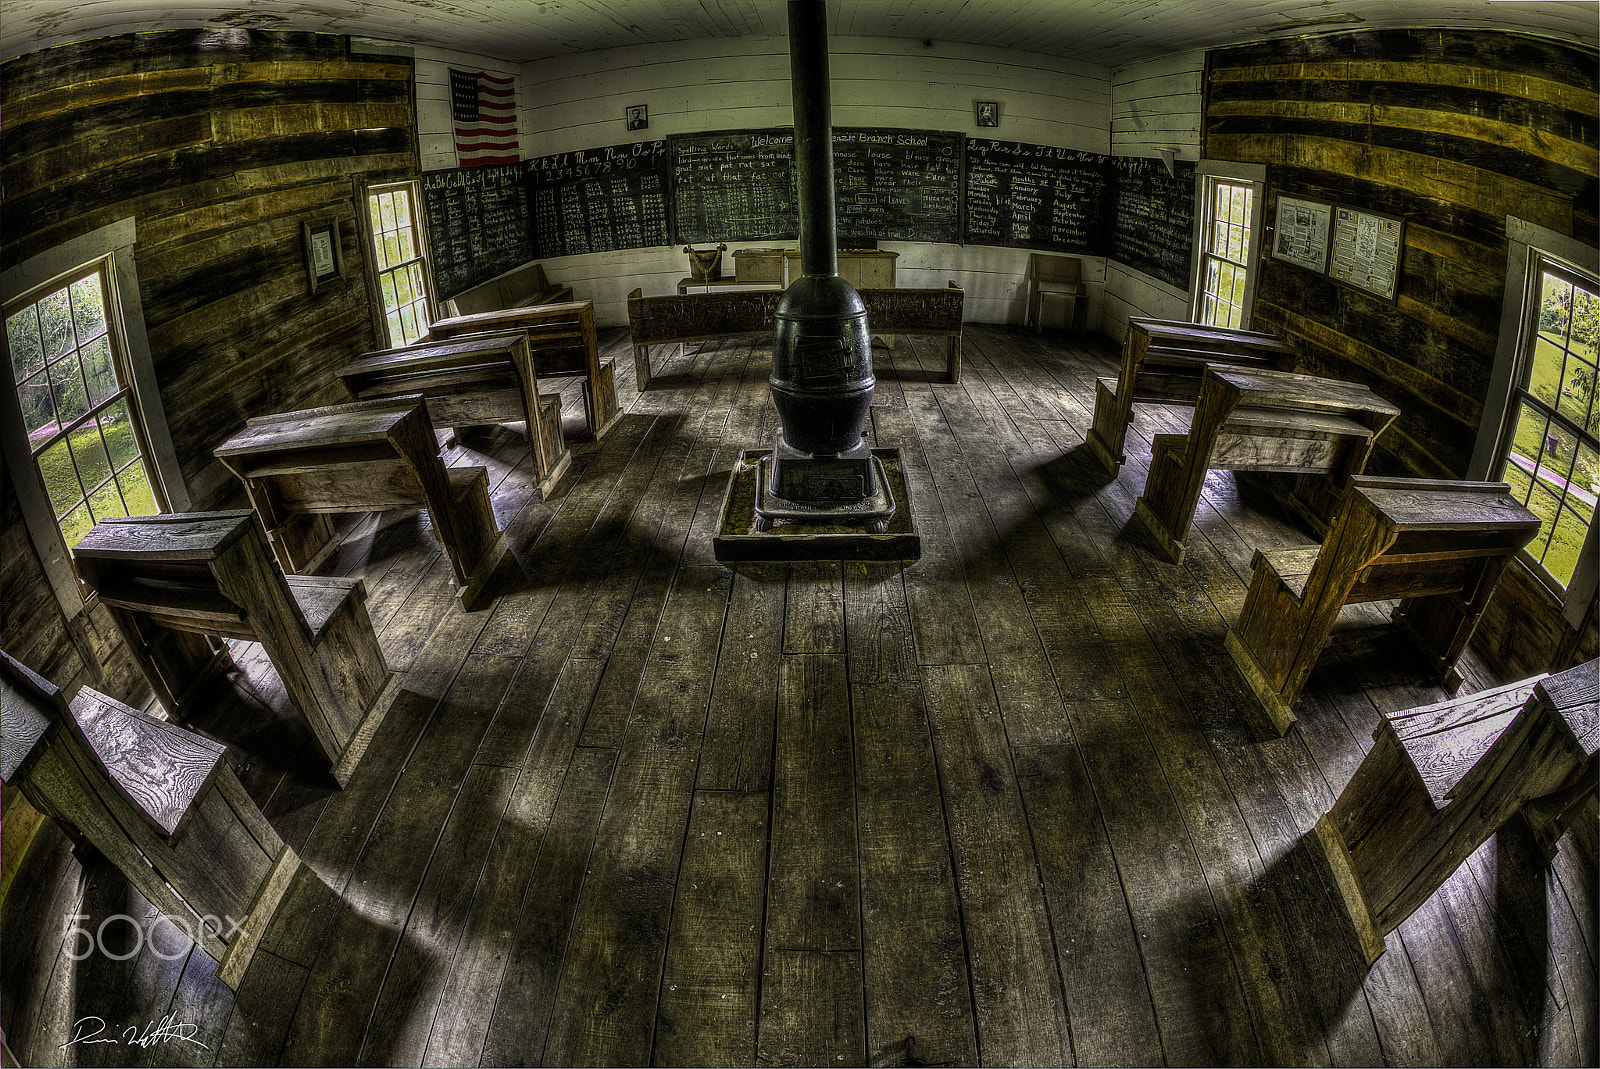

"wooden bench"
[335, 331, 571, 498]
[1314, 658, 1597, 963]
[1132, 366, 1400, 563]
[1087, 317, 1299, 477]
[428, 299, 620, 441]
[1, 651, 301, 989]
[71, 511, 401, 787]
[1225, 476, 1542, 734]
[440, 261, 573, 318]
[626, 283, 966, 389]
[213, 396, 509, 611]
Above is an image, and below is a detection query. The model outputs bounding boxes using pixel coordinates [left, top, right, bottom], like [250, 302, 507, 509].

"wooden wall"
[1203, 28, 1599, 676]
[1, 30, 417, 696]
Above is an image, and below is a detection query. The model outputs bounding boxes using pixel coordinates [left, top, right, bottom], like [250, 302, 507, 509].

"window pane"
[101, 399, 138, 470]
[387, 310, 404, 344]
[399, 227, 415, 264]
[1541, 501, 1590, 586]
[115, 457, 159, 518]
[67, 421, 113, 494]
[1506, 401, 1550, 487]
[18, 370, 58, 439]
[59, 502, 95, 550]
[70, 273, 107, 342]
[80, 335, 117, 405]
[87, 476, 128, 524]
[48, 356, 89, 427]
[1540, 272, 1573, 343]
[378, 193, 396, 234]
[1573, 285, 1597, 358]
[1529, 333, 1565, 409]
[37, 438, 84, 518]
[395, 267, 413, 306]
[394, 188, 411, 222]
[1502, 459, 1534, 506]
[38, 288, 75, 361]
[384, 232, 401, 270]
[7, 308, 44, 380]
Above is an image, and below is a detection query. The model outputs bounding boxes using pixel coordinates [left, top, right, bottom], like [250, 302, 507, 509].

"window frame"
[1470, 217, 1599, 616]
[1191, 161, 1267, 330]
[1, 219, 189, 617]
[361, 178, 436, 348]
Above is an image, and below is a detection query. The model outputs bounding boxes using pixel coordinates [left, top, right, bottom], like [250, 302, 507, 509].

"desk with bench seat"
[213, 396, 509, 611]
[1132, 365, 1400, 563]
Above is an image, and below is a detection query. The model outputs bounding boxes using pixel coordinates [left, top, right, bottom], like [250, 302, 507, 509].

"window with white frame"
[1491, 257, 1598, 589]
[366, 181, 432, 347]
[1197, 178, 1255, 329]
[5, 262, 165, 552]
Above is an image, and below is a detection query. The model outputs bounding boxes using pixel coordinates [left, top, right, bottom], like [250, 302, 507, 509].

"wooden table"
[427, 299, 620, 440]
[1132, 365, 1400, 563]
[676, 277, 785, 295]
[213, 396, 509, 611]
[1086, 317, 1299, 476]
[336, 331, 571, 497]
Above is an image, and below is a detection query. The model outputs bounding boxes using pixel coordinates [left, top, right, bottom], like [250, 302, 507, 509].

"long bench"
[1131, 365, 1399, 563]
[626, 283, 966, 389]
[336, 331, 572, 497]
[1225, 476, 1541, 734]
[428, 299, 620, 441]
[1314, 658, 1597, 963]
[2, 650, 301, 989]
[1087, 317, 1299, 477]
[71, 511, 401, 786]
[440, 261, 572, 318]
[213, 396, 509, 611]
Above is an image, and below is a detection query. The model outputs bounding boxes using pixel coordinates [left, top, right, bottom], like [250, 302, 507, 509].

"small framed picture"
[626, 104, 649, 131]
[975, 101, 999, 127]
[302, 219, 343, 294]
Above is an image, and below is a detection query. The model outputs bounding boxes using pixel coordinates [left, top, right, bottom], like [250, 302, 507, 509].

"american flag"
[451, 68, 520, 167]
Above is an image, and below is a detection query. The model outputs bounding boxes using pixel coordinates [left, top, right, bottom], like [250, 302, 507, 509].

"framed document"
[1329, 205, 1404, 301]
[1271, 196, 1331, 274]
[303, 219, 343, 294]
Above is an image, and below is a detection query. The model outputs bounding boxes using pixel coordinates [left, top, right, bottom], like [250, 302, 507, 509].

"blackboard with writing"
[670, 129, 798, 245]
[421, 164, 533, 300]
[962, 139, 1108, 253]
[528, 141, 671, 258]
[833, 128, 962, 244]
[1109, 157, 1196, 290]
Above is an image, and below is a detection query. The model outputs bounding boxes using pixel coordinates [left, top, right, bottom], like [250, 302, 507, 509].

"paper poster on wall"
[1329, 205, 1404, 301]
[1271, 196, 1331, 274]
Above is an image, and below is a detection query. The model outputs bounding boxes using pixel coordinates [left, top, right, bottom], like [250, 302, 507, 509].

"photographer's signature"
[62, 1014, 208, 1050]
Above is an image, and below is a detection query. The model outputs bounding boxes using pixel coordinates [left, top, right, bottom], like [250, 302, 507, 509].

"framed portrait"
[626, 104, 649, 131]
[975, 101, 1000, 127]
[302, 219, 343, 294]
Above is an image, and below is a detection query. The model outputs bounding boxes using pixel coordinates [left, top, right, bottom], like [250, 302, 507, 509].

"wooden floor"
[3, 324, 1595, 1068]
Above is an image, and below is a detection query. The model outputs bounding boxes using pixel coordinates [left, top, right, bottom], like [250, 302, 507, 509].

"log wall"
[1, 30, 418, 695]
[1204, 28, 1599, 675]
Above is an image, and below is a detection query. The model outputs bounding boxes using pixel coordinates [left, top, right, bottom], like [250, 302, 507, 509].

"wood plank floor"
[3, 324, 1595, 1068]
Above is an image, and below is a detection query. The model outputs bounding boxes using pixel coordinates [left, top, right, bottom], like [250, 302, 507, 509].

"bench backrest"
[429, 300, 596, 376]
[628, 285, 965, 348]
[443, 262, 570, 318]
[858, 285, 964, 334]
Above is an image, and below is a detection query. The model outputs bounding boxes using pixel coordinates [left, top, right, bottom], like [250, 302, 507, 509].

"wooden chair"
[1, 650, 300, 988]
[427, 299, 620, 440]
[1024, 254, 1086, 334]
[1132, 366, 1399, 563]
[1225, 477, 1541, 734]
[1314, 658, 1597, 963]
[1086, 317, 1299, 477]
[336, 331, 571, 498]
[213, 396, 509, 611]
[72, 511, 400, 786]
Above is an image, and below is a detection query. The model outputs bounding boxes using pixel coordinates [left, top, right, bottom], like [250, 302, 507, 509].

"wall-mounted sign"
[1330, 205, 1404, 301]
[1271, 196, 1331, 274]
[302, 219, 343, 294]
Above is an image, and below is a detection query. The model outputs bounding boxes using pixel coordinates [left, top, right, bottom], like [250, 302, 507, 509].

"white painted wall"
[417, 37, 1114, 328]
[1103, 50, 1205, 344]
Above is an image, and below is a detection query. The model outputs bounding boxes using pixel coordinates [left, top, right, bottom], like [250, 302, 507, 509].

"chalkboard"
[962, 139, 1108, 253]
[528, 141, 671, 258]
[670, 129, 798, 245]
[421, 164, 533, 300]
[1108, 157, 1196, 290]
[833, 128, 962, 244]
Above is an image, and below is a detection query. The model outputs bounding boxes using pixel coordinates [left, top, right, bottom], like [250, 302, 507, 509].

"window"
[366, 182, 432, 346]
[1492, 258, 1598, 588]
[5, 263, 164, 551]
[1198, 179, 1254, 329]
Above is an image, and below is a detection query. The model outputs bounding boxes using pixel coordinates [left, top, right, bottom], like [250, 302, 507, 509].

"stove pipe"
[769, 0, 874, 462]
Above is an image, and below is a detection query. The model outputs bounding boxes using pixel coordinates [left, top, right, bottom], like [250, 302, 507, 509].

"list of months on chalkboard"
[670, 129, 799, 245]
[833, 128, 962, 244]
[421, 163, 532, 300]
[528, 141, 671, 258]
[1108, 156, 1196, 291]
[962, 139, 1108, 253]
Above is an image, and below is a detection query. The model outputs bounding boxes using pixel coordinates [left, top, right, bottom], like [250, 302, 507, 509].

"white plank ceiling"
[1, 0, 1595, 66]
